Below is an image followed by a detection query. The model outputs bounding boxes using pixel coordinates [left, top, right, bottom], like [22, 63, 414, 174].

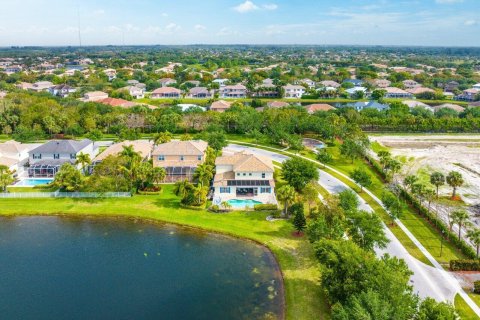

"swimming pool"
[227, 199, 262, 209]
[15, 178, 54, 187]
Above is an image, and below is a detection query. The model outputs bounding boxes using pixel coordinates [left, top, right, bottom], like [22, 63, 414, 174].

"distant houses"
[210, 100, 232, 112]
[220, 84, 247, 98]
[384, 87, 413, 99]
[283, 84, 305, 98]
[151, 87, 181, 99]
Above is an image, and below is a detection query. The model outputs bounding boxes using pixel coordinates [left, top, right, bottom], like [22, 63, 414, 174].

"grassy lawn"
[455, 294, 478, 319]
[6, 185, 58, 193]
[0, 184, 329, 320]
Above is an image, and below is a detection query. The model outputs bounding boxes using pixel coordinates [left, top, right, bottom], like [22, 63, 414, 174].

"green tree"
[446, 171, 464, 199]
[206, 131, 228, 152]
[332, 290, 393, 320]
[430, 172, 445, 199]
[277, 185, 296, 216]
[0, 165, 15, 192]
[404, 174, 418, 192]
[75, 152, 91, 174]
[382, 191, 403, 225]
[451, 209, 470, 240]
[152, 167, 167, 185]
[292, 207, 307, 235]
[414, 298, 458, 320]
[338, 189, 359, 213]
[346, 210, 389, 251]
[350, 168, 372, 192]
[54, 163, 84, 192]
[220, 201, 232, 211]
[180, 133, 192, 141]
[300, 182, 319, 213]
[281, 157, 319, 192]
[154, 131, 173, 145]
[193, 163, 214, 186]
[467, 228, 480, 258]
[316, 149, 333, 168]
[340, 138, 369, 163]
[173, 179, 193, 198]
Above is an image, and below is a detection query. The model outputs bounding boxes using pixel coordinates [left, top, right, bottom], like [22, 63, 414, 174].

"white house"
[0, 140, 39, 174]
[212, 151, 277, 208]
[28, 139, 98, 177]
[283, 84, 305, 98]
[121, 86, 145, 99]
[473, 84, 480, 90]
[48, 84, 77, 98]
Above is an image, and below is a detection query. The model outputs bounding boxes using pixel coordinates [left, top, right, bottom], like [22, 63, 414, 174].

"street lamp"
[440, 230, 445, 257]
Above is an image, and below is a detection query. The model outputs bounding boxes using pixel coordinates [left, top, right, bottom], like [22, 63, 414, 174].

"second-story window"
[180, 155, 184, 161]
[197, 156, 202, 161]
[158, 155, 165, 161]
[33, 154, 42, 160]
[70, 154, 76, 160]
[262, 173, 266, 179]
[54, 154, 60, 159]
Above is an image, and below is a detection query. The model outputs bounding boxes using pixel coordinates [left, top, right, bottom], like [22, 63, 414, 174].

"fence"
[0, 191, 132, 199]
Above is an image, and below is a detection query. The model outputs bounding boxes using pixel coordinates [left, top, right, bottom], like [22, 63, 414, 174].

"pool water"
[15, 178, 53, 186]
[227, 199, 263, 208]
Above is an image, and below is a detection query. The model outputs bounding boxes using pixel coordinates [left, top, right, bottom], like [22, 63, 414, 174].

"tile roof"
[93, 140, 153, 162]
[29, 139, 93, 154]
[152, 140, 208, 156]
[216, 151, 274, 172]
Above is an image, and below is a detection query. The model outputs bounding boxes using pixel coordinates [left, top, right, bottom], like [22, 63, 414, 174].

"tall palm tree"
[152, 167, 167, 185]
[193, 163, 214, 186]
[75, 152, 91, 174]
[277, 185, 296, 217]
[430, 172, 445, 199]
[173, 179, 192, 198]
[446, 171, 464, 199]
[192, 185, 208, 205]
[153, 131, 173, 146]
[467, 228, 480, 258]
[451, 209, 470, 240]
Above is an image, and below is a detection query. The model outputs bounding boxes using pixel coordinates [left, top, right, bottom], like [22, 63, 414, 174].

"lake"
[0, 216, 284, 320]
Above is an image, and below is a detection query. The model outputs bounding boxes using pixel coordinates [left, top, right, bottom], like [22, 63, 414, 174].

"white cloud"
[435, 0, 463, 3]
[92, 9, 105, 17]
[465, 19, 477, 26]
[263, 3, 278, 10]
[166, 23, 180, 31]
[194, 24, 207, 31]
[233, 1, 259, 13]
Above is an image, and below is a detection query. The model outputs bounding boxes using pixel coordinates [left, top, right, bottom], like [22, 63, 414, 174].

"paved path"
[226, 143, 479, 309]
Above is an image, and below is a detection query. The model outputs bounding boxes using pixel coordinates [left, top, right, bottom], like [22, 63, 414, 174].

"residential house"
[212, 151, 277, 208]
[212, 79, 229, 86]
[92, 140, 153, 165]
[252, 83, 278, 98]
[82, 91, 109, 102]
[177, 104, 206, 112]
[343, 79, 364, 87]
[283, 84, 305, 98]
[319, 80, 341, 89]
[304, 104, 335, 114]
[151, 87, 182, 99]
[456, 88, 479, 102]
[0, 140, 39, 174]
[48, 84, 76, 98]
[187, 87, 213, 99]
[473, 84, 480, 90]
[295, 78, 316, 89]
[4, 65, 22, 73]
[384, 87, 413, 99]
[29, 81, 54, 92]
[210, 100, 232, 112]
[406, 87, 435, 95]
[443, 81, 460, 92]
[348, 101, 389, 112]
[184, 80, 201, 87]
[256, 101, 290, 112]
[345, 87, 368, 98]
[220, 84, 247, 98]
[152, 140, 208, 182]
[402, 80, 420, 89]
[433, 104, 465, 113]
[120, 86, 145, 99]
[372, 79, 391, 88]
[402, 100, 433, 111]
[98, 98, 138, 108]
[28, 139, 98, 177]
[158, 78, 177, 87]
[103, 69, 117, 81]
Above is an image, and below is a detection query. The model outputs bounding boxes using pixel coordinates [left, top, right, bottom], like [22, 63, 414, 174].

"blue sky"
[0, 0, 478, 46]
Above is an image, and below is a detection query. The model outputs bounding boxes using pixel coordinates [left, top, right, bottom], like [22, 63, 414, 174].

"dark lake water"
[0, 217, 283, 320]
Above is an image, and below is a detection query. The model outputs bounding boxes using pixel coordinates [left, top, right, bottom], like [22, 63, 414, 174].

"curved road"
[225, 143, 470, 305]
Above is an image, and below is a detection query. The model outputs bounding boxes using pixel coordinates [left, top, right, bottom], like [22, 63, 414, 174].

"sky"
[0, 0, 478, 47]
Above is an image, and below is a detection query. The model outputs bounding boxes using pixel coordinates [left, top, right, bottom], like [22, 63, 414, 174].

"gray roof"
[29, 139, 92, 154]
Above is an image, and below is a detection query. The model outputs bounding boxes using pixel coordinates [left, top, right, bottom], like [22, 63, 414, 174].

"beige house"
[212, 151, 277, 209]
[151, 87, 181, 99]
[152, 140, 208, 182]
[92, 140, 153, 164]
[210, 100, 232, 112]
[82, 91, 109, 102]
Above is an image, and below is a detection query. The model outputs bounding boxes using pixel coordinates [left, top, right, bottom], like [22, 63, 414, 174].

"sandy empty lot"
[370, 135, 480, 225]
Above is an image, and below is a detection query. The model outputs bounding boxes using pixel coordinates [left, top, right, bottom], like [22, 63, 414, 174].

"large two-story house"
[283, 84, 305, 98]
[212, 151, 277, 208]
[219, 84, 247, 98]
[152, 140, 208, 182]
[28, 139, 98, 177]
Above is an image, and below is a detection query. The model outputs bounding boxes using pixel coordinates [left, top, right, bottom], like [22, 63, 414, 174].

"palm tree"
[430, 172, 445, 199]
[451, 209, 470, 240]
[220, 201, 232, 211]
[173, 179, 192, 198]
[403, 174, 418, 192]
[467, 228, 480, 258]
[193, 163, 214, 187]
[152, 167, 167, 185]
[75, 152, 91, 174]
[192, 185, 208, 205]
[120, 145, 141, 168]
[277, 185, 296, 217]
[153, 131, 173, 146]
[0, 165, 15, 193]
[446, 171, 464, 199]
[424, 188, 436, 213]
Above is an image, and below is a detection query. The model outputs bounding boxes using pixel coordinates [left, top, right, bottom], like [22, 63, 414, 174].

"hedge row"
[450, 260, 480, 271]
[364, 154, 477, 261]
[254, 204, 279, 211]
[475, 281, 480, 294]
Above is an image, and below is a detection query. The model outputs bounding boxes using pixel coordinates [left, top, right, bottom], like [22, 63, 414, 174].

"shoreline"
[0, 212, 287, 320]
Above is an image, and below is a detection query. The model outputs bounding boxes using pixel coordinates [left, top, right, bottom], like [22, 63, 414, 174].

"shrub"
[209, 205, 220, 213]
[449, 260, 480, 271]
[474, 281, 480, 294]
[254, 204, 278, 211]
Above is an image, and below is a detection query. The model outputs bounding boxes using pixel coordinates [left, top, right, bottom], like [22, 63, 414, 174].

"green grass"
[370, 141, 390, 153]
[6, 185, 58, 193]
[0, 184, 329, 320]
[455, 294, 478, 319]
[468, 293, 480, 307]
